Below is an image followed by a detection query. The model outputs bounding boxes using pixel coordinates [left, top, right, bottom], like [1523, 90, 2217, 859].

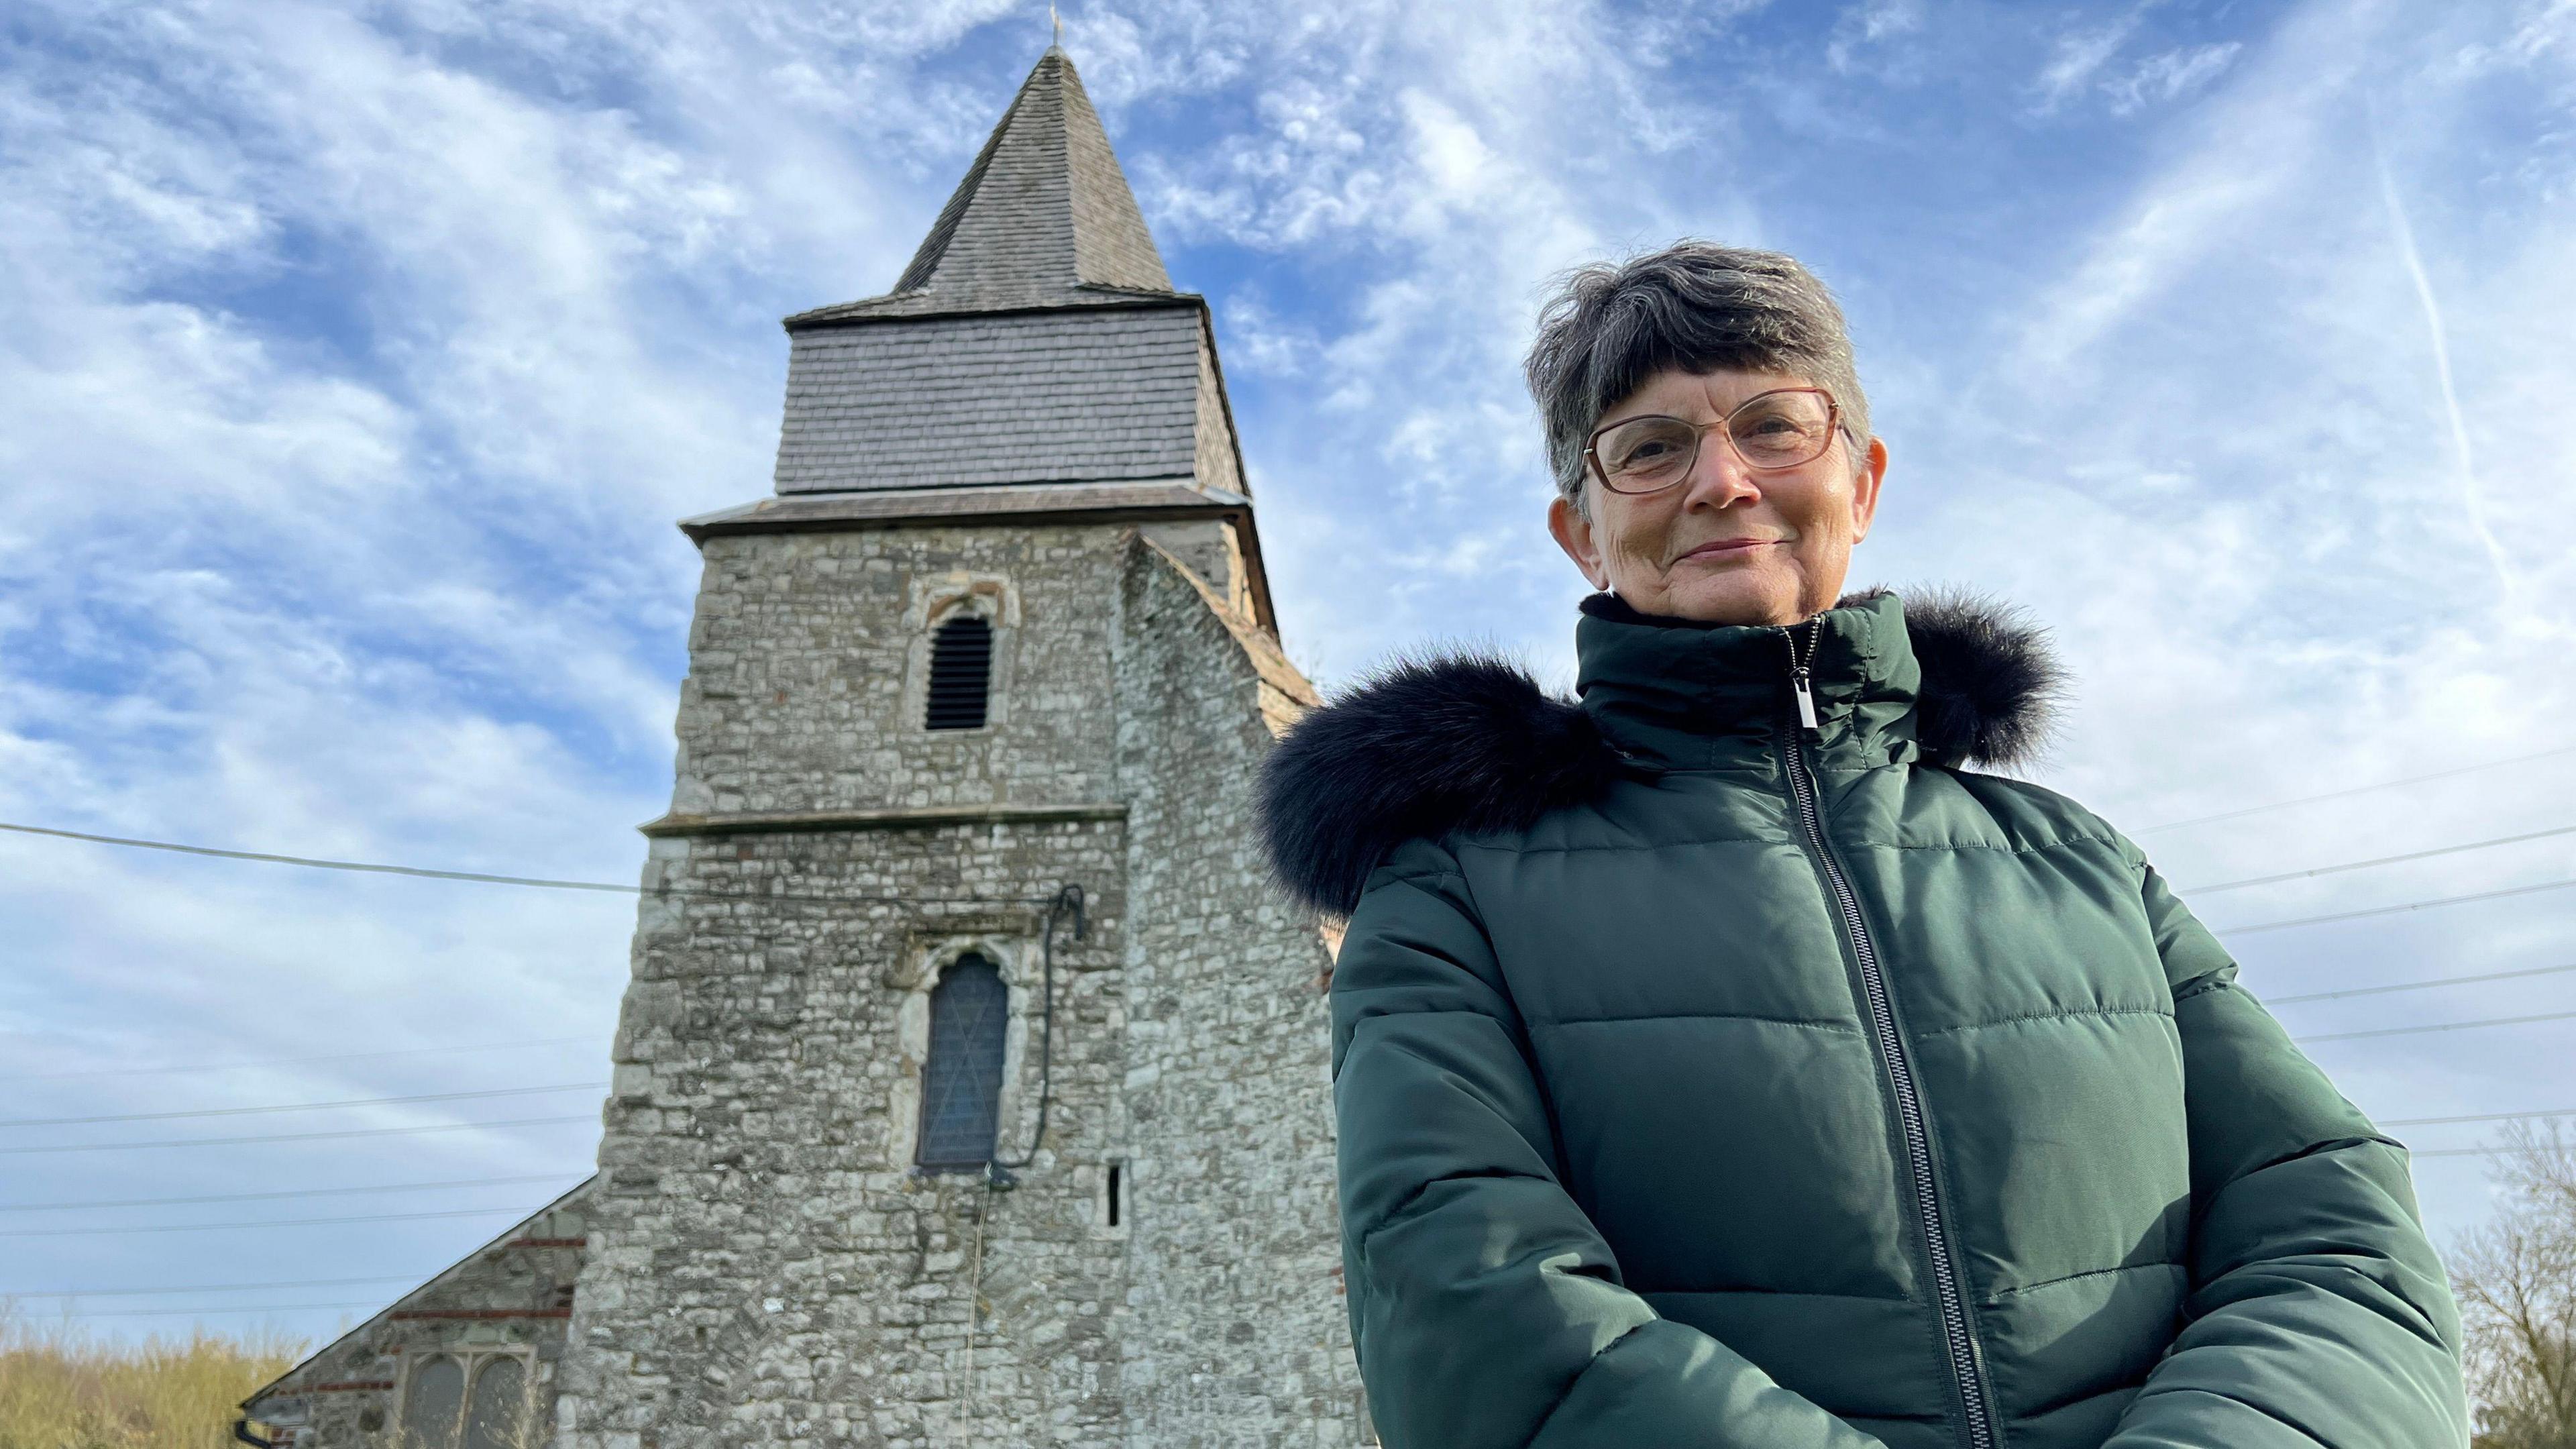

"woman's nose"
[1679, 435, 1761, 509]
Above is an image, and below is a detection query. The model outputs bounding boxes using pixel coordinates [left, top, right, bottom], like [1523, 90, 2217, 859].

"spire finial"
[1049, 3, 1062, 47]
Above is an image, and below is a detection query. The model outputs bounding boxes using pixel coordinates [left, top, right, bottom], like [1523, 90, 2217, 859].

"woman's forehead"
[1604, 366, 1815, 422]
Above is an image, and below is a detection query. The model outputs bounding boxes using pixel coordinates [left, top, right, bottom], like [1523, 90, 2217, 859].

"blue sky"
[4, 0, 2573, 1346]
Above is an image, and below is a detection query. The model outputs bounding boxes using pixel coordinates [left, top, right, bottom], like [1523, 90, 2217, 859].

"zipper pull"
[1784, 616, 1823, 734]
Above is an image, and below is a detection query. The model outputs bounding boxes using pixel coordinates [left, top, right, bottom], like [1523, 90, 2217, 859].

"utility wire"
[0, 1205, 539, 1238]
[2267, 962, 2576, 1006]
[0, 1036, 597, 1085]
[0, 1173, 580, 1214]
[7, 1275, 423, 1299]
[2297, 1008, 2576, 1044]
[2134, 743, 2576, 834]
[0, 1114, 594, 1156]
[57, 1299, 390, 1318]
[2382, 1106, 2576, 1128]
[0, 1082, 604, 1129]
[2178, 825, 2576, 896]
[2216, 876, 2576, 936]
[0, 820, 1052, 908]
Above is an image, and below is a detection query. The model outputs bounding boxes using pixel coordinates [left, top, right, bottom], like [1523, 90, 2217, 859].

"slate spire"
[888, 46, 1172, 313]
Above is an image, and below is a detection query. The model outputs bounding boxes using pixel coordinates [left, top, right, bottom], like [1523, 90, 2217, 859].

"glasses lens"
[1593, 417, 1699, 492]
[1728, 392, 1834, 468]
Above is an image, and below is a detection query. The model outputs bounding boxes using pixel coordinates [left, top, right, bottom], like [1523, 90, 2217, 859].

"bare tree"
[2455, 1122, 2576, 1448]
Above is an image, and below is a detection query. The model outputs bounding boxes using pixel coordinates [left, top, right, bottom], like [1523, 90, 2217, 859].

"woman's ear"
[1548, 494, 1610, 590]
[1849, 436, 1889, 543]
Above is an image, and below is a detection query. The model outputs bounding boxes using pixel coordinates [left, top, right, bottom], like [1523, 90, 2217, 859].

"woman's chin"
[1655, 575, 1795, 627]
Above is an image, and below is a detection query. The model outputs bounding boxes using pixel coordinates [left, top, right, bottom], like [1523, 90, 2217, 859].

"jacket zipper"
[1778, 620, 1998, 1449]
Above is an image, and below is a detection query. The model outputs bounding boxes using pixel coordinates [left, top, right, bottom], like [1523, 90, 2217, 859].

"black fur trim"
[1257, 592, 2063, 916]
[1896, 588, 2063, 770]
[1256, 652, 1632, 917]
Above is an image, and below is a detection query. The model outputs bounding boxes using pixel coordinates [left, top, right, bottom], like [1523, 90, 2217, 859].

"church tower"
[548, 46, 1362, 1449]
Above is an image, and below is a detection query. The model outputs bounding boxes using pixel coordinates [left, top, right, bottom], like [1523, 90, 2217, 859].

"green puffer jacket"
[1258, 590, 2466, 1449]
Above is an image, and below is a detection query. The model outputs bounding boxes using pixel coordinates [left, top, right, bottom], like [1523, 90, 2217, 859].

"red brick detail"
[388, 1309, 572, 1321]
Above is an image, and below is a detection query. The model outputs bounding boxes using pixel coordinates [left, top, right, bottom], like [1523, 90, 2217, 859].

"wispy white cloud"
[2102, 42, 2243, 113]
[2031, 5, 2152, 113]
[1826, 0, 1926, 76]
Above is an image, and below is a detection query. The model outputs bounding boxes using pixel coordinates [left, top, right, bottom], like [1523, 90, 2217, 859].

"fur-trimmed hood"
[1258, 588, 2063, 916]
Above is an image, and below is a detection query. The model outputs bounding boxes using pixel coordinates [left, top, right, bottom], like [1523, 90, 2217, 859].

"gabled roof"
[241, 1177, 598, 1420]
[790, 48, 1173, 325]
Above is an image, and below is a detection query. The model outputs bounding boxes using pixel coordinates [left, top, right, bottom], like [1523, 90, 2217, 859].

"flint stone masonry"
[552, 529, 1361, 1449]
[667, 525, 1132, 817]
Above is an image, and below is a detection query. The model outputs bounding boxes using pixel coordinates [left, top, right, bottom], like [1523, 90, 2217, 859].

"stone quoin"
[242, 45, 1367, 1449]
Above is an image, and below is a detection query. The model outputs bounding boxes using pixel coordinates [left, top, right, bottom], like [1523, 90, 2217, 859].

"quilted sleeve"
[2102, 855, 2469, 1448]
[1330, 837, 1886, 1449]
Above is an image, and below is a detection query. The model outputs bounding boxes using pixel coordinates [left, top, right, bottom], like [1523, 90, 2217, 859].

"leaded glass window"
[404, 1356, 464, 1449]
[462, 1358, 526, 1449]
[918, 954, 1008, 1169]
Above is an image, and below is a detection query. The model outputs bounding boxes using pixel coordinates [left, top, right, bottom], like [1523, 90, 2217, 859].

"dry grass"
[0, 1306, 303, 1449]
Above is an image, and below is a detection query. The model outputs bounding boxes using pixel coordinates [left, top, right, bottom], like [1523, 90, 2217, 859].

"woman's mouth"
[1676, 537, 1779, 563]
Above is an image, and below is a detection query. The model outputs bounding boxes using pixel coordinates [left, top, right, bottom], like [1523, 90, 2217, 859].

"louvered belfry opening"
[917, 954, 1010, 1169]
[924, 615, 994, 731]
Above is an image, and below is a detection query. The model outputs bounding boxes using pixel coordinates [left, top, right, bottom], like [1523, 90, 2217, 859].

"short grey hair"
[1523, 241, 1872, 511]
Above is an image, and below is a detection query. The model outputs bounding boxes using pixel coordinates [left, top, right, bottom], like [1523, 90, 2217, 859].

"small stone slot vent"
[925, 616, 994, 731]
[1106, 1163, 1123, 1228]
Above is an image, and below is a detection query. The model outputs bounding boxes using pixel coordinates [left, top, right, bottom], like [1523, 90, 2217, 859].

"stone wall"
[1112, 542, 1366, 1447]
[555, 521, 1360, 1449]
[667, 525, 1130, 819]
[565, 522, 1138, 1449]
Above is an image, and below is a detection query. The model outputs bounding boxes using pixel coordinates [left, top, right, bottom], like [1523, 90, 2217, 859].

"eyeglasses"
[1584, 387, 1844, 494]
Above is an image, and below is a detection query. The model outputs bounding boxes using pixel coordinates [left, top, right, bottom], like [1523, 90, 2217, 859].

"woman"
[1258, 244, 2467, 1449]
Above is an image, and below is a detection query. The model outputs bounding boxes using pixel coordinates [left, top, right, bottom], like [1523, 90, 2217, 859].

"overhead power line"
[7, 1274, 423, 1299]
[0, 1173, 580, 1214]
[2135, 742, 2576, 835]
[0, 820, 1051, 908]
[0, 1082, 604, 1130]
[2298, 1008, 2576, 1045]
[0, 1113, 595, 1156]
[0, 1205, 539, 1238]
[2382, 1106, 2576, 1128]
[58, 1299, 390, 1319]
[2216, 877, 2576, 936]
[2267, 962, 2576, 1006]
[2179, 825, 2576, 896]
[0, 1036, 598, 1085]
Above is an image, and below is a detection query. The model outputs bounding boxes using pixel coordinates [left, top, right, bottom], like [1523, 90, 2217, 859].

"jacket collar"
[1254, 586, 2064, 917]
[1575, 589, 1922, 773]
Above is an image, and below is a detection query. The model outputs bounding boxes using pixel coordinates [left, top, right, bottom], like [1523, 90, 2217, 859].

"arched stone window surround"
[395, 1350, 535, 1449]
[905, 574, 1018, 737]
[885, 934, 1034, 1171]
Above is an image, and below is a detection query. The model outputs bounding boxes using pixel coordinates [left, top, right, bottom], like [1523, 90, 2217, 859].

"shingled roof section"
[704, 44, 1278, 630]
[790, 48, 1172, 324]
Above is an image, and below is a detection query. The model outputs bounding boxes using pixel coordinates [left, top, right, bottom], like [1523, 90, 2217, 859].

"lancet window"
[917, 953, 1009, 1169]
